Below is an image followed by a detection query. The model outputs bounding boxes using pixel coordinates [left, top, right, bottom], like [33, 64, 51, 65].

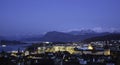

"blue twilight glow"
[0, 0, 120, 36]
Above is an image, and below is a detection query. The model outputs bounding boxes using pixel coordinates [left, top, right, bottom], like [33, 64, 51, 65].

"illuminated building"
[104, 49, 110, 55]
[88, 44, 93, 50]
[37, 45, 76, 54]
[25, 51, 29, 56]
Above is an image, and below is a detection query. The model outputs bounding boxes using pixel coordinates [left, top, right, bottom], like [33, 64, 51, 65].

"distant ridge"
[38, 31, 110, 42]
[84, 33, 120, 42]
[20, 30, 119, 42]
[68, 29, 97, 35]
[40, 31, 77, 42]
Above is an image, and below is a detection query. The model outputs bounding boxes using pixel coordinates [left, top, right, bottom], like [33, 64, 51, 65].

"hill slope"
[84, 33, 120, 42]
[39, 31, 110, 42]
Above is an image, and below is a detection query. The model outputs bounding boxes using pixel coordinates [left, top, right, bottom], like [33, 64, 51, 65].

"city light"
[2, 45, 6, 47]
[88, 44, 93, 50]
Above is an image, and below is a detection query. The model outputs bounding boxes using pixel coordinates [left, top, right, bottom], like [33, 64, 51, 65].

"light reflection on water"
[0, 43, 32, 52]
[0, 41, 42, 52]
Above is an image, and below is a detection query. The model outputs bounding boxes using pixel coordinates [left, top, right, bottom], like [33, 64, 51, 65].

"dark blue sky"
[0, 0, 120, 36]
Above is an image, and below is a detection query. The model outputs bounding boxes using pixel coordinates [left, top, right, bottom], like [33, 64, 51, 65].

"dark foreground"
[0, 51, 120, 65]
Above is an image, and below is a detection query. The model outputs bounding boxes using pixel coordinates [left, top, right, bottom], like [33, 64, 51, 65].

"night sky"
[0, 0, 120, 36]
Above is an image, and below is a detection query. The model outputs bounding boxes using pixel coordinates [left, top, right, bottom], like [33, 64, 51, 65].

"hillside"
[84, 33, 120, 42]
[39, 31, 110, 42]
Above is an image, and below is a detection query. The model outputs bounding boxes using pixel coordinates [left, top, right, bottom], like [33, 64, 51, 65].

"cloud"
[64, 27, 120, 33]
[92, 27, 120, 33]
[92, 27, 103, 32]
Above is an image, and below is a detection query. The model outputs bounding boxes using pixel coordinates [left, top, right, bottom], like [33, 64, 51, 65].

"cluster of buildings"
[0, 40, 120, 65]
[25, 42, 112, 56]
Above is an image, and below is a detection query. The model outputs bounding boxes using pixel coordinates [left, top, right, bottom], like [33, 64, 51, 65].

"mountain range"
[23, 30, 112, 42]
[1, 29, 120, 42]
[84, 33, 120, 42]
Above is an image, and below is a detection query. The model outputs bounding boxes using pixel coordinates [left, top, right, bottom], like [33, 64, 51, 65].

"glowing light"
[2, 45, 6, 47]
[66, 46, 75, 54]
[44, 42, 50, 44]
[65, 59, 68, 62]
[25, 51, 29, 56]
[104, 49, 110, 55]
[11, 51, 18, 53]
[11, 53, 17, 57]
[38, 47, 41, 50]
[88, 44, 93, 50]
[37, 45, 76, 54]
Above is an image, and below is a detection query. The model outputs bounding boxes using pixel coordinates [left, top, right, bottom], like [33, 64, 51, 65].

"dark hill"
[84, 33, 120, 42]
[40, 31, 76, 42]
[39, 31, 110, 42]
